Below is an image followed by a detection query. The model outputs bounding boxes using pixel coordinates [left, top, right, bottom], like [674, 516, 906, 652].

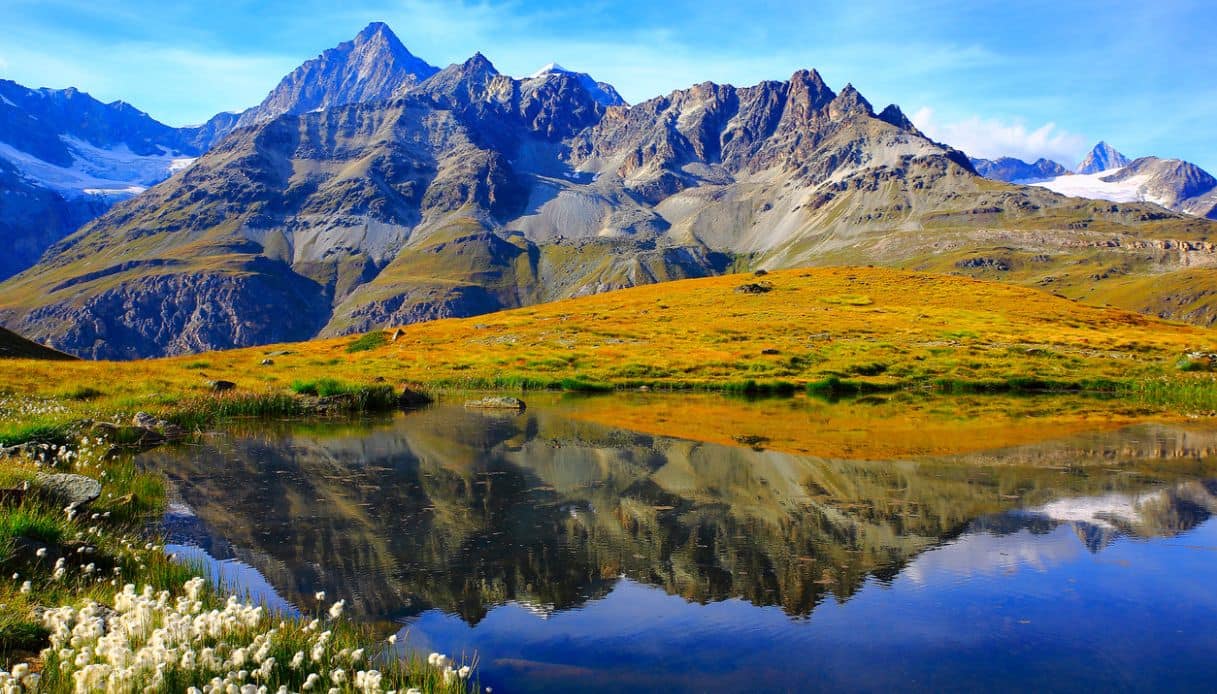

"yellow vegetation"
[1, 266, 1215, 444]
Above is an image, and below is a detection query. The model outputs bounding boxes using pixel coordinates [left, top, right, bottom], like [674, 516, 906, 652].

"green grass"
[56, 385, 104, 401]
[432, 374, 613, 392]
[291, 378, 356, 397]
[1127, 378, 1217, 412]
[290, 379, 399, 409]
[346, 331, 389, 353]
[723, 380, 799, 396]
[0, 618, 49, 655]
[0, 421, 72, 448]
[0, 506, 65, 550]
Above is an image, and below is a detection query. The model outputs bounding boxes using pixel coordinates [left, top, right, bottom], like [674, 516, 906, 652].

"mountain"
[971, 140, 1217, 220]
[2, 28, 1216, 358]
[0, 79, 205, 280]
[527, 63, 626, 107]
[1101, 157, 1217, 218]
[0, 79, 200, 179]
[233, 22, 438, 130]
[970, 156, 1068, 182]
[1027, 155, 1217, 220]
[0, 23, 450, 282]
[1075, 141, 1130, 174]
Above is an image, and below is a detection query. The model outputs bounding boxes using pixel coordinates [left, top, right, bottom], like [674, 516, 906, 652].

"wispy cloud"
[912, 107, 1088, 165]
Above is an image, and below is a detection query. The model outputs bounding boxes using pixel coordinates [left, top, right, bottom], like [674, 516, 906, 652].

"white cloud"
[912, 106, 1088, 165]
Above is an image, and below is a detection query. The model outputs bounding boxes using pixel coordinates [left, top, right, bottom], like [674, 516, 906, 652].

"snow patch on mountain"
[0, 135, 194, 199]
[531, 62, 568, 79]
[1029, 167, 1169, 207]
[525, 62, 626, 107]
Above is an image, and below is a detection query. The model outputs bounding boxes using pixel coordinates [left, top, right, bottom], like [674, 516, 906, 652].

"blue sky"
[2, 0, 1214, 171]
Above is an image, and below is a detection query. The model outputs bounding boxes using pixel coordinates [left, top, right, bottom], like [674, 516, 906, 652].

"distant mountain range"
[971, 142, 1217, 219]
[2, 22, 1216, 358]
[969, 156, 1068, 183]
[0, 79, 212, 278]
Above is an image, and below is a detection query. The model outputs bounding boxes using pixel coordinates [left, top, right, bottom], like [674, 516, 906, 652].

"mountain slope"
[3, 33, 1217, 358]
[0, 326, 75, 360]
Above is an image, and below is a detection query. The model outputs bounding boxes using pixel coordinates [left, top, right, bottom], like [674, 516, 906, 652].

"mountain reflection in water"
[141, 399, 1217, 692]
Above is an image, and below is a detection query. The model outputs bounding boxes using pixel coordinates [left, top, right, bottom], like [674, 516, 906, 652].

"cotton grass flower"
[327, 599, 345, 620]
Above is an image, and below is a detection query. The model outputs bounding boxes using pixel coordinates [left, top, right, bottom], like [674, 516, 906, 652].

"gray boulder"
[34, 473, 102, 509]
[132, 412, 186, 441]
[464, 396, 526, 411]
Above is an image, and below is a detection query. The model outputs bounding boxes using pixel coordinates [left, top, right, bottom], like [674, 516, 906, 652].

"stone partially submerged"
[464, 396, 526, 411]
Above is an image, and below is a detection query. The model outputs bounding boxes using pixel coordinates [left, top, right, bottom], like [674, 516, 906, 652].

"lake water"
[139, 396, 1217, 692]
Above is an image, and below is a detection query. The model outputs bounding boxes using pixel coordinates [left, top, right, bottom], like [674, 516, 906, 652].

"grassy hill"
[0, 266, 1215, 444]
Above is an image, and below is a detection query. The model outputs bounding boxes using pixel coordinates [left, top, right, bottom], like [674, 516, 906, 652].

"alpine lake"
[137, 392, 1217, 692]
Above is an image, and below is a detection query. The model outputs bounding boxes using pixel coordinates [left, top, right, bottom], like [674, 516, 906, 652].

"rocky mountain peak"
[877, 104, 920, 133]
[465, 52, 498, 73]
[525, 62, 626, 107]
[418, 53, 503, 107]
[234, 22, 438, 129]
[828, 83, 873, 120]
[785, 69, 836, 115]
[355, 20, 393, 40]
[1076, 141, 1130, 174]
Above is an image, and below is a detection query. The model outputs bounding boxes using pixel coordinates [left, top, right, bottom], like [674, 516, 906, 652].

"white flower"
[20, 581, 32, 594]
[314, 591, 326, 601]
[328, 599, 345, 619]
[387, 634, 397, 645]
